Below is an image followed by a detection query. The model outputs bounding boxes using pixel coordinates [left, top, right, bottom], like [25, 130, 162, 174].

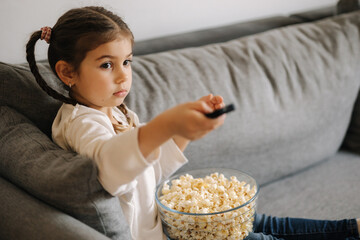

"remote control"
[205, 103, 235, 118]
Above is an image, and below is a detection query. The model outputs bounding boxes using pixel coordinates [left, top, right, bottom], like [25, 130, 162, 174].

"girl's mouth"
[113, 90, 127, 97]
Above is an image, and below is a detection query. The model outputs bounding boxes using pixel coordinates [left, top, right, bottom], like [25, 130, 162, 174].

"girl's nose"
[115, 68, 127, 83]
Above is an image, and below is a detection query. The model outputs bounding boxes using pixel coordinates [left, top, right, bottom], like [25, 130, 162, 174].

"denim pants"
[245, 213, 359, 240]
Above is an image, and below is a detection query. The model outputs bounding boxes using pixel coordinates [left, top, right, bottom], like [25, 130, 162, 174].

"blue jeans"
[245, 214, 359, 240]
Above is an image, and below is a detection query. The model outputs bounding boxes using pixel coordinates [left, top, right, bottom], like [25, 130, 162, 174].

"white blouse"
[52, 103, 188, 240]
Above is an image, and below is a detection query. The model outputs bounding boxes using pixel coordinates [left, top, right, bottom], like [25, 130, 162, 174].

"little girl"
[26, 6, 360, 240]
[26, 6, 225, 240]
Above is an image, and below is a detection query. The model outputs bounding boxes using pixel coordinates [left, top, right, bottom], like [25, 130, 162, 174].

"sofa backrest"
[126, 10, 360, 185]
[133, 16, 304, 56]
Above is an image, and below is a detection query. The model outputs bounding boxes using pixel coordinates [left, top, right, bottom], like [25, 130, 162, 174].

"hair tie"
[40, 26, 52, 44]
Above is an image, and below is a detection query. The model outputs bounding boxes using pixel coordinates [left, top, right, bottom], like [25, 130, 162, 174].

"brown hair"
[26, 6, 135, 131]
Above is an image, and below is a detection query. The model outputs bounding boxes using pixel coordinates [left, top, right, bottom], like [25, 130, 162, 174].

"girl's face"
[71, 37, 133, 114]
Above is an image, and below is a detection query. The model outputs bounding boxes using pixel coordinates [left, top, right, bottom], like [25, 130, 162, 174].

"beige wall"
[0, 0, 336, 63]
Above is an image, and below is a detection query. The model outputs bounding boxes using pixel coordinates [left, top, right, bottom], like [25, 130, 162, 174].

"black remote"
[205, 104, 235, 118]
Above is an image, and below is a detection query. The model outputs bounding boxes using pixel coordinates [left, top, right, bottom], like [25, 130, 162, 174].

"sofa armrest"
[0, 177, 110, 240]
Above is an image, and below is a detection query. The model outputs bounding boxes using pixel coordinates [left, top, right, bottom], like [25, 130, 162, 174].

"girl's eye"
[124, 59, 133, 66]
[100, 62, 113, 69]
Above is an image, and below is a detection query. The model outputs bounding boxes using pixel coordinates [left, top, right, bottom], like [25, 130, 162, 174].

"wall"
[0, 0, 336, 64]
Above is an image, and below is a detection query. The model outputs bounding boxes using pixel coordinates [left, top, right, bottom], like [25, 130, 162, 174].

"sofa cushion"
[257, 150, 360, 219]
[0, 62, 62, 137]
[0, 177, 110, 240]
[0, 106, 130, 239]
[126, 11, 360, 185]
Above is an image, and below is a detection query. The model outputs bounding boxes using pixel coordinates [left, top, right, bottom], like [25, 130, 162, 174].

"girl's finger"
[198, 94, 213, 102]
[213, 95, 223, 104]
[191, 100, 213, 113]
[212, 95, 225, 109]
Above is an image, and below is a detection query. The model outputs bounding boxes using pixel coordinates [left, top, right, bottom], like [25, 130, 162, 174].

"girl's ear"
[55, 60, 77, 87]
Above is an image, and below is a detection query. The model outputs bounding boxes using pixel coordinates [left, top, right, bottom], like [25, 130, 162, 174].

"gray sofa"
[1, 3, 360, 240]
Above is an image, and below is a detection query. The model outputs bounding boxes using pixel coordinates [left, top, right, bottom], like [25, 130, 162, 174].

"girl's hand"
[138, 95, 226, 158]
[198, 94, 225, 111]
[164, 95, 226, 141]
[171, 94, 225, 151]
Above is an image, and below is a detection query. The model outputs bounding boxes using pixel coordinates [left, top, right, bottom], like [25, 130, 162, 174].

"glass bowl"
[155, 168, 259, 240]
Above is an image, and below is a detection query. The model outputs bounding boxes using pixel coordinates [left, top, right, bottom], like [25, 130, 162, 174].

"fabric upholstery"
[126, 11, 360, 185]
[133, 16, 303, 56]
[290, 6, 335, 22]
[0, 106, 131, 239]
[336, 0, 360, 14]
[258, 150, 360, 219]
[0, 62, 62, 137]
[0, 177, 110, 240]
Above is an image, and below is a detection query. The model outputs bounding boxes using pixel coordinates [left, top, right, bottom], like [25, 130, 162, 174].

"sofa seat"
[258, 150, 360, 219]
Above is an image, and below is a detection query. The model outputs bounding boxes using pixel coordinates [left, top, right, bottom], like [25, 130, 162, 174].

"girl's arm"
[172, 135, 190, 152]
[138, 94, 225, 156]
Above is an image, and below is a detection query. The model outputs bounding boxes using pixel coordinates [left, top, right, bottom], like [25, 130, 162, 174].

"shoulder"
[52, 104, 115, 149]
[54, 104, 112, 127]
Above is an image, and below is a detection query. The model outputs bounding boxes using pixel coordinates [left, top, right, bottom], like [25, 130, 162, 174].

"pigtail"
[119, 103, 136, 127]
[113, 104, 136, 133]
[26, 31, 77, 105]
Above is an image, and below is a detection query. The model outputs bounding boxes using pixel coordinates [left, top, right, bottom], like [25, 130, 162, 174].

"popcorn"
[159, 172, 257, 240]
